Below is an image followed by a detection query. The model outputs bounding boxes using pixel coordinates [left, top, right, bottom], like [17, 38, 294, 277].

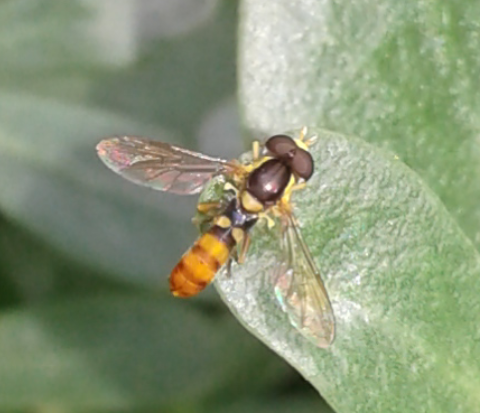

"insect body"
[96, 128, 335, 348]
[238, 134, 314, 214]
[170, 196, 257, 297]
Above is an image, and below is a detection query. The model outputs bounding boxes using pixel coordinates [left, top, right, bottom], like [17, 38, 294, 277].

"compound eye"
[265, 135, 297, 158]
[290, 148, 314, 181]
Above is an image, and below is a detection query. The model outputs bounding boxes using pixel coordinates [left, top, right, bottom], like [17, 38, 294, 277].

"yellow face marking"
[215, 215, 231, 228]
[241, 191, 264, 213]
[231, 227, 245, 245]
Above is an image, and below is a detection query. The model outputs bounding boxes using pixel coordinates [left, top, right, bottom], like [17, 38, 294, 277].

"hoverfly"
[96, 128, 335, 348]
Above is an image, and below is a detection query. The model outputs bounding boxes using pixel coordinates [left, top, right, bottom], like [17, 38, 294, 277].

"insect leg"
[257, 212, 276, 229]
[193, 201, 224, 227]
[197, 201, 223, 215]
[304, 135, 318, 147]
[225, 258, 233, 278]
[237, 232, 251, 264]
[290, 182, 307, 192]
[223, 182, 239, 196]
[298, 126, 308, 141]
[252, 141, 260, 161]
[297, 126, 318, 147]
[196, 181, 237, 222]
[193, 198, 231, 230]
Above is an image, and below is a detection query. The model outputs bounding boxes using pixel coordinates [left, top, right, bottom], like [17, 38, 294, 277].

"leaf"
[239, 1, 480, 250]
[0, 0, 94, 73]
[0, 217, 57, 304]
[0, 92, 197, 286]
[208, 396, 332, 413]
[0, 294, 232, 408]
[215, 128, 480, 413]
[0, 0, 99, 103]
[90, 1, 238, 138]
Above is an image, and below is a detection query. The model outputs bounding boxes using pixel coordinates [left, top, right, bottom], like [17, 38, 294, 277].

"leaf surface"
[215, 128, 480, 413]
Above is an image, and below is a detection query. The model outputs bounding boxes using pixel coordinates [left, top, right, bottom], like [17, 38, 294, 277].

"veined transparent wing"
[273, 210, 335, 348]
[96, 136, 237, 195]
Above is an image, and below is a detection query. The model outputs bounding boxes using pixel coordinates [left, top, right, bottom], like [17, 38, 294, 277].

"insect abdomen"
[170, 230, 232, 298]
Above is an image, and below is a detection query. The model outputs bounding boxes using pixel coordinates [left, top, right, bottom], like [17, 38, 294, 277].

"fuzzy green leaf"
[0, 295, 233, 408]
[234, 2, 480, 411]
[0, 93, 196, 285]
[215, 128, 480, 413]
[239, 1, 480, 250]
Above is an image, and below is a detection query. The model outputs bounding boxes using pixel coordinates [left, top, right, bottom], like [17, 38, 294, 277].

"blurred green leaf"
[0, 93, 197, 286]
[0, 0, 108, 104]
[0, 0, 240, 291]
[0, 216, 56, 305]
[0, 213, 142, 308]
[90, 1, 238, 138]
[10, 0, 480, 410]
[0, 294, 231, 408]
[0, 0, 318, 411]
[216, 128, 480, 413]
[208, 396, 332, 413]
[0, 0, 94, 72]
[204, 316, 296, 399]
[0, 293, 298, 409]
[240, 1, 480, 250]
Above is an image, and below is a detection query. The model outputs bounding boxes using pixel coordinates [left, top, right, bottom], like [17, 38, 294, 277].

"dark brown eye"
[247, 159, 290, 203]
[290, 148, 314, 181]
[265, 135, 296, 158]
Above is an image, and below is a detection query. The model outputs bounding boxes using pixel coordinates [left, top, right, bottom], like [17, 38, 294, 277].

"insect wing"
[273, 211, 335, 348]
[96, 136, 235, 195]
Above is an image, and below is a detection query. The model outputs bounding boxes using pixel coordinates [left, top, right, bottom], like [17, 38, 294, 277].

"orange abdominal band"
[170, 232, 231, 297]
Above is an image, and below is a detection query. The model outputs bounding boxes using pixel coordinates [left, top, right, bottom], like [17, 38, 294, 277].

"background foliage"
[0, 1, 327, 411]
[1, 1, 480, 412]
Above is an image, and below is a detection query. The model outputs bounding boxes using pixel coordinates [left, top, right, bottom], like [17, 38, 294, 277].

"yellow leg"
[304, 134, 318, 147]
[258, 212, 276, 229]
[197, 201, 222, 215]
[223, 182, 239, 194]
[237, 233, 251, 264]
[298, 126, 318, 147]
[225, 258, 233, 278]
[291, 182, 307, 192]
[193, 200, 224, 227]
[252, 141, 260, 161]
[298, 126, 308, 141]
